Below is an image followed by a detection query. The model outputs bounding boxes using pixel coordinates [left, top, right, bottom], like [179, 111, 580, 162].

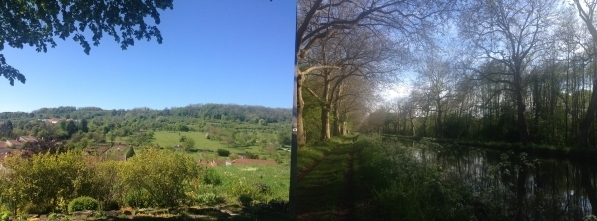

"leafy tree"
[217, 149, 230, 157]
[178, 124, 190, 132]
[108, 132, 116, 146]
[0, 120, 13, 138]
[573, 0, 597, 149]
[129, 131, 154, 147]
[179, 135, 195, 151]
[126, 147, 136, 159]
[80, 119, 89, 133]
[65, 120, 78, 137]
[0, 0, 174, 86]
[295, 0, 455, 146]
[90, 130, 105, 143]
[277, 129, 291, 146]
[183, 137, 195, 151]
[459, 0, 556, 144]
[59, 120, 67, 131]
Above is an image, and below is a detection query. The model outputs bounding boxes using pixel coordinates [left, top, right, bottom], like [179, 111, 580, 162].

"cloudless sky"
[0, 1, 295, 113]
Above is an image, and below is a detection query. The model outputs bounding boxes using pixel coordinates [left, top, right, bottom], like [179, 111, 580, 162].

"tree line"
[297, 0, 597, 149]
[295, 0, 455, 146]
[0, 103, 291, 149]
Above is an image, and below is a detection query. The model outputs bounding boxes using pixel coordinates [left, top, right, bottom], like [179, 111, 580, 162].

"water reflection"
[392, 139, 597, 220]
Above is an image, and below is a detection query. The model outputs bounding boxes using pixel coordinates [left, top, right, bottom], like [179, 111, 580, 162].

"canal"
[392, 138, 597, 220]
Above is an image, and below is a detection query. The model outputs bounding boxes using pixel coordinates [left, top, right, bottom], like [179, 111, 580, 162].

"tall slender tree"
[573, 0, 597, 149]
[459, 0, 556, 145]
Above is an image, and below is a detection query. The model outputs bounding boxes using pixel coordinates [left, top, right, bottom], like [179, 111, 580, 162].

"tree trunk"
[573, 0, 597, 149]
[331, 83, 343, 137]
[436, 98, 443, 138]
[514, 72, 530, 145]
[411, 119, 416, 136]
[318, 72, 331, 141]
[320, 103, 331, 140]
[580, 80, 597, 149]
[422, 111, 428, 137]
[297, 72, 306, 146]
[332, 107, 340, 136]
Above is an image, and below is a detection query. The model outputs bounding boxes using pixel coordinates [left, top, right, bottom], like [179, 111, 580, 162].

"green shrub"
[123, 189, 154, 208]
[47, 213, 58, 220]
[0, 211, 10, 221]
[244, 151, 259, 159]
[202, 168, 222, 185]
[196, 192, 217, 205]
[229, 153, 240, 160]
[120, 148, 199, 208]
[89, 160, 122, 210]
[125, 147, 135, 159]
[217, 148, 230, 157]
[357, 138, 474, 221]
[0, 151, 93, 214]
[68, 196, 99, 213]
[229, 177, 269, 204]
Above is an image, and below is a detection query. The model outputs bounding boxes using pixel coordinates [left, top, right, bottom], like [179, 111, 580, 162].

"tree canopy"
[0, 0, 174, 86]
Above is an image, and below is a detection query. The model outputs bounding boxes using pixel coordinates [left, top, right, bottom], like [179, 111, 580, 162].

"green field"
[112, 130, 291, 166]
[153, 131, 226, 149]
[194, 164, 290, 205]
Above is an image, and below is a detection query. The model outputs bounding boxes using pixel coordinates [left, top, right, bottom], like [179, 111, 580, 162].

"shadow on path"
[296, 143, 357, 221]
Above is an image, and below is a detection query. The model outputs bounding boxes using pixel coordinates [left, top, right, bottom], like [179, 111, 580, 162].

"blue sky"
[0, 1, 295, 113]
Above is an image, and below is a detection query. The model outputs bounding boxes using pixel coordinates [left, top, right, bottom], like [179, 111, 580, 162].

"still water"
[393, 139, 597, 221]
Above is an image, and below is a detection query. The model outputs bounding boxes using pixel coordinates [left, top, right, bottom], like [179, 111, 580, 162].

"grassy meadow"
[156, 130, 290, 163]
[194, 164, 290, 206]
[112, 130, 291, 165]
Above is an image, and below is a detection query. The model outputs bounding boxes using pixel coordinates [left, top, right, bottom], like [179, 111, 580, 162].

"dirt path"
[297, 153, 327, 182]
[335, 144, 355, 221]
[296, 143, 359, 221]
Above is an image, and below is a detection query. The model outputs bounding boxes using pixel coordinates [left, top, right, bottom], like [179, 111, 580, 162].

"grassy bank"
[353, 135, 486, 221]
[297, 135, 481, 220]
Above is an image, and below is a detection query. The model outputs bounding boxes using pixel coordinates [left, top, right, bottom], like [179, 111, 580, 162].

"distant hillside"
[0, 103, 292, 123]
